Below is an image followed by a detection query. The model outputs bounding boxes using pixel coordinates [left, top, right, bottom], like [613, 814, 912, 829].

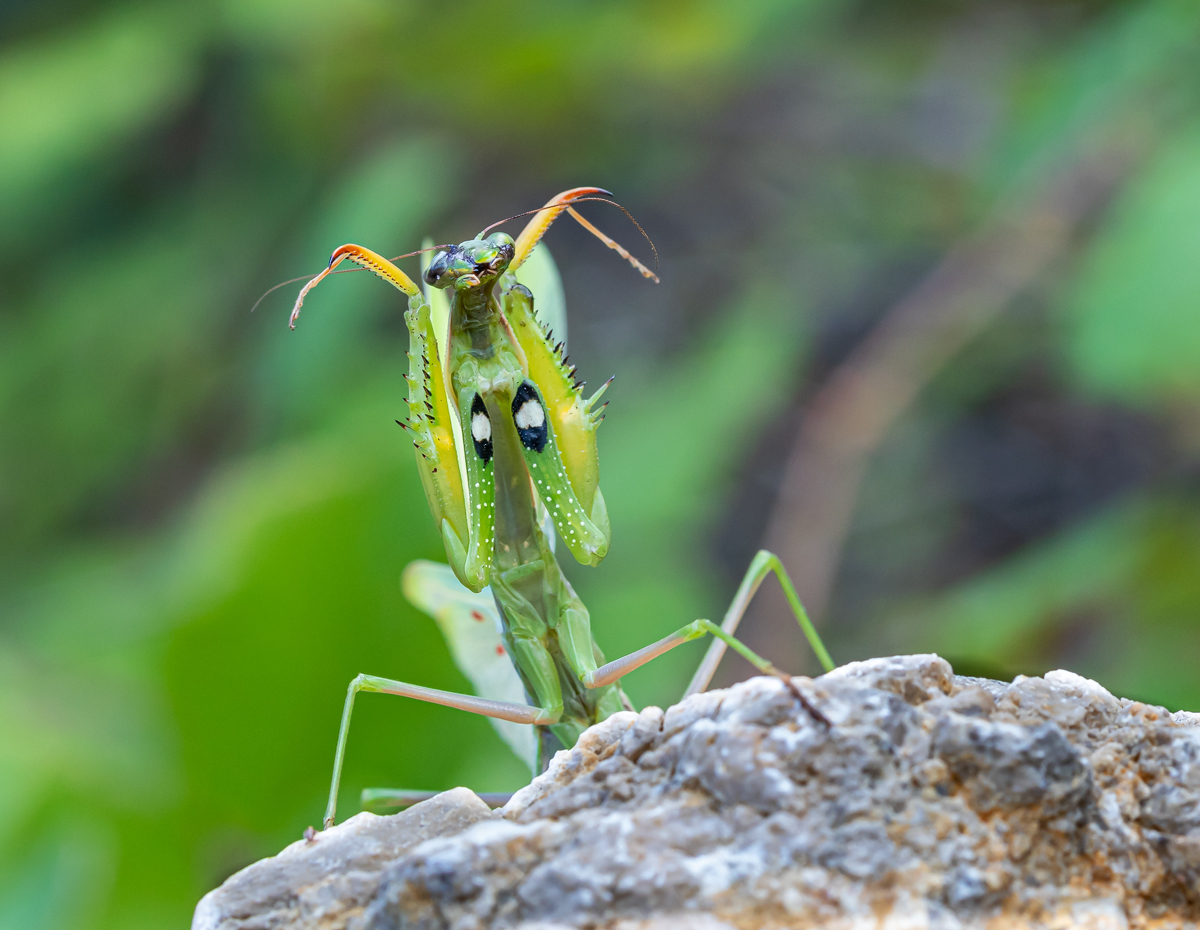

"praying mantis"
[288, 188, 835, 830]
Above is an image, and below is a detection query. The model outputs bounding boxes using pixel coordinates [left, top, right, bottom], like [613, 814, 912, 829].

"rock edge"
[193, 655, 1200, 930]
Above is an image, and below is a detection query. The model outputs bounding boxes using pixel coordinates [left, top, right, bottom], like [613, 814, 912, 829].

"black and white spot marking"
[512, 382, 547, 453]
[470, 394, 492, 463]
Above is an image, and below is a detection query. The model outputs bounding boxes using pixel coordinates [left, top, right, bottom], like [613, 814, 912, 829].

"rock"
[192, 787, 494, 929]
[193, 655, 1200, 929]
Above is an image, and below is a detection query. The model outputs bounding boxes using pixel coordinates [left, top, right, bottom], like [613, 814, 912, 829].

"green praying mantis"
[288, 187, 835, 830]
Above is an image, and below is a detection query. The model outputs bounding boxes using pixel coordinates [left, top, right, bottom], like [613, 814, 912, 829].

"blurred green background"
[3, 0, 1200, 925]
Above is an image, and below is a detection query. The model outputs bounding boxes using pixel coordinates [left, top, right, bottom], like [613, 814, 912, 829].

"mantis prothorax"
[289, 188, 835, 830]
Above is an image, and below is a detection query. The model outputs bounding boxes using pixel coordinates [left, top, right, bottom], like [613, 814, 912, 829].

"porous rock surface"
[191, 788, 495, 929]
[193, 655, 1200, 930]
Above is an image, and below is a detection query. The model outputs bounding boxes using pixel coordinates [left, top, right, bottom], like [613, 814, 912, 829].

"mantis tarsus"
[288, 187, 836, 830]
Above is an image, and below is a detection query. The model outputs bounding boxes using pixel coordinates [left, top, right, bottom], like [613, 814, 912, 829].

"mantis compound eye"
[511, 382, 547, 453]
[470, 394, 492, 463]
[424, 249, 454, 287]
[486, 232, 515, 264]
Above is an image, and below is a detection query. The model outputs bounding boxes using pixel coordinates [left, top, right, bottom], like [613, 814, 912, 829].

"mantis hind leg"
[323, 673, 559, 829]
[579, 550, 834, 708]
[684, 549, 833, 697]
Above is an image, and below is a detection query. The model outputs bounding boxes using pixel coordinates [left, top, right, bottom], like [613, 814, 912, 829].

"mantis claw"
[775, 671, 833, 729]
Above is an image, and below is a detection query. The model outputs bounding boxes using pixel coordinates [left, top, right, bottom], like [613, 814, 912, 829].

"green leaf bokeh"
[2, 1, 1200, 927]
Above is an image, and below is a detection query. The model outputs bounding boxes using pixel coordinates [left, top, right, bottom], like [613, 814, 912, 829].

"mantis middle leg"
[350, 552, 832, 821]
[322, 673, 559, 829]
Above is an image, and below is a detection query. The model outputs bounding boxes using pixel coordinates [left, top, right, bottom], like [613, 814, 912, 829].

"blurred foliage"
[2, 0, 1200, 927]
[1067, 122, 1200, 400]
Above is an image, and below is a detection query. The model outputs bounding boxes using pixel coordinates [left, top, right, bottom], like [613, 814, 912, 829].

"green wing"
[401, 559, 537, 772]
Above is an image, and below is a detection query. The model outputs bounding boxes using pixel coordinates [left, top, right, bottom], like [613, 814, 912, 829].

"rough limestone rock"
[192, 788, 495, 929]
[193, 655, 1200, 930]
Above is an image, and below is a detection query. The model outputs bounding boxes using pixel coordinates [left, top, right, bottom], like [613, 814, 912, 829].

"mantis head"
[424, 233, 515, 291]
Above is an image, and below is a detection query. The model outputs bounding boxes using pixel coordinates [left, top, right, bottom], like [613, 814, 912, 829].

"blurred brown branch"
[748, 117, 1158, 676]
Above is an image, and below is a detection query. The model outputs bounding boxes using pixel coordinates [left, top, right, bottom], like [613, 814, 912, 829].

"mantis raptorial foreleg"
[510, 187, 611, 271]
[508, 187, 659, 282]
[323, 672, 560, 828]
[290, 244, 421, 328]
